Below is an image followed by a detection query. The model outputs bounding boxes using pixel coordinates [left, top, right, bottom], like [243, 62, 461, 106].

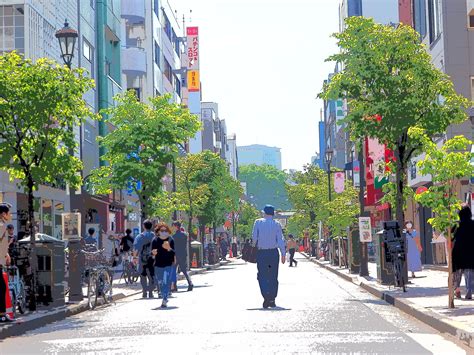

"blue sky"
[175, 0, 340, 170]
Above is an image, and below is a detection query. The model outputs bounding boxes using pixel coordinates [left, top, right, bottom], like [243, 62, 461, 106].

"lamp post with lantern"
[55, 20, 83, 302]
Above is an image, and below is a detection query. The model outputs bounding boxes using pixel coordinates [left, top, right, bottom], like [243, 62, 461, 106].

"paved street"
[0, 255, 468, 354]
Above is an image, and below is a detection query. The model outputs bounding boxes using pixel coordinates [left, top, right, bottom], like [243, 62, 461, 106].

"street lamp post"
[325, 149, 335, 264]
[55, 20, 78, 69]
[55, 20, 82, 302]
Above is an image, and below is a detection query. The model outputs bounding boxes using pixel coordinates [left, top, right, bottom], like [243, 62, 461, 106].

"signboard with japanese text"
[358, 217, 372, 243]
[187, 70, 200, 92]
[186, 27, 199, 70]
[62, 213, 81, 241]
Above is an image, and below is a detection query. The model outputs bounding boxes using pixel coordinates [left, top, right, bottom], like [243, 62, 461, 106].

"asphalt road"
[0, 255, 468, 354]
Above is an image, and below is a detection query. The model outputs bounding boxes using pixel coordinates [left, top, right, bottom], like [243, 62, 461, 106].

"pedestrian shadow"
[152, 306, 179, 311]
[246, 307, 291, 311]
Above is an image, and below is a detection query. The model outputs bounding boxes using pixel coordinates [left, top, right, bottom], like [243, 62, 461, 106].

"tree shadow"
[246, 307, 291, 311]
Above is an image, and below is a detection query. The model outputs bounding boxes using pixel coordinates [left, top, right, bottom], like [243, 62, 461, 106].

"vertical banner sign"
[187, 70, 200, 92]
[186, 26, 200, 92]
[334, 172, 345, 194]
[186, 27, 199, 70]
[62, 213, 81, 241]
[358, 217, 372, 242]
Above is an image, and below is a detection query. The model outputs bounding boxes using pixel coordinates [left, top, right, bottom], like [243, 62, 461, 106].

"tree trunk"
[394, 146, 406, 228]
[26, 176, 37, 311]
[447, 216, 455, 308]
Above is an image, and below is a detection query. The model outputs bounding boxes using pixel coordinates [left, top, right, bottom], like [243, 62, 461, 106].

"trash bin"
[190, 241, 204, 268]
[207, 242, 218, 265]
[19, 233, 65, 307]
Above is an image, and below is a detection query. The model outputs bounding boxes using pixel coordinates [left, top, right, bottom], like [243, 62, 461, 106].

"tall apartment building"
[405, 0, 474, 264]
[0, 0, 79, 239]
[237, 145, 282, 170]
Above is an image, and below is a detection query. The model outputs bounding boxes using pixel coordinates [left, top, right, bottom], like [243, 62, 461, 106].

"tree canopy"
[320, 17, 469, 225]
[90, 91, 201, 218]
[238, 164, 292, 211]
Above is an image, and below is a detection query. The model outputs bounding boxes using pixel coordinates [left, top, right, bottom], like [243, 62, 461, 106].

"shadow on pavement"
[152, 306, 179, 311]
[346, 298, 387, 306]
[246, 307, 291, 311]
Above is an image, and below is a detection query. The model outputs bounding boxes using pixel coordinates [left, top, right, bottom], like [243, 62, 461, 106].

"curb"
[0, 259, 232, 340]
[302, 253, 474, 350]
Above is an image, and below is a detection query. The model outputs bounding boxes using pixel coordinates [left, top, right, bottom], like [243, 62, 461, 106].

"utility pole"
[358, 146, 369, 277]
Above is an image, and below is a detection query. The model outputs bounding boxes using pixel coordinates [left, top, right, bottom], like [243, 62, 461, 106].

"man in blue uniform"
[252, 205, 286, 308]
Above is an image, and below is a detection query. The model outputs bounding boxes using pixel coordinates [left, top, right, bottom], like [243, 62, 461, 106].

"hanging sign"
[358, 217, 372, 243]
[334, 172, 345, 194]
[186, 27, 199, 70]
[62, 213, 81, 241]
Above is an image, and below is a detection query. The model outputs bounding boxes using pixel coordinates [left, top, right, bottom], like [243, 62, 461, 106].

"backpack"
[140, 232, 153, 264]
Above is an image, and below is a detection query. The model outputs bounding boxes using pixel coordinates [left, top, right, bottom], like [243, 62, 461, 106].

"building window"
[428, 0, 441, 44]
[163, 57, 172, 83]
[174, 74, 181, 96]
[83, 38, 92, 61]
[154, 40, 160, 68]
[163, 10, 172, 41]
[154, 0, 159, 18]
[469, 10, 474, 28]
[413, 0, 427, 39]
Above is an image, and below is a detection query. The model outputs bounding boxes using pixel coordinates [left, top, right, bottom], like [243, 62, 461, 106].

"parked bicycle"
[82, 248, 114, 310]
[7, 266, 27, 316]
[119, 252, 139, 285]
[383, 221, 407, 293]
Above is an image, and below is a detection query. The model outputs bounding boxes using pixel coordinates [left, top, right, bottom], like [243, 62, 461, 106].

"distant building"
[237, 145, 282, 170]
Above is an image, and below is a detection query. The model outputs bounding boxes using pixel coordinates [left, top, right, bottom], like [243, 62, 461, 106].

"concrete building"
[0, 0, 79, 239]
[405, 0, 474, 264]
[227, 134, 239, 179]
[237, 145, 282, 170]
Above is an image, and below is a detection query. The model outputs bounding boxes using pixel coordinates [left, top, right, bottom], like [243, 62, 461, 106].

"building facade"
[237, 145, 282, 170]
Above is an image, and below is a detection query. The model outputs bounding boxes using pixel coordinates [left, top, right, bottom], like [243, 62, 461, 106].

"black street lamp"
[325, 149, 334, 202]
[56, 20, 82, 302]
[55, 20, 78, 69]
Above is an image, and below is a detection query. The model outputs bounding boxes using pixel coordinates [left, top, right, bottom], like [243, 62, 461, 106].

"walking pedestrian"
[133, 220, 155, 299]
[452, 205, 474, 300]
[0, 203, 12, 321]
[231, 236, 238, 258]
[120, 229, 135, 255]
[287, 234, 298, 267]
[152, 223, 176, 308]
[220, 234, 228, 261]
[170, 221, 193, 292]
[405, 221, 422, 278]
[252, 205, 286, 309]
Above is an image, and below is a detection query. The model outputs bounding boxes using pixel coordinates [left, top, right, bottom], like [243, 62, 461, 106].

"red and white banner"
[186, 27, 199, 70]
[334, 172, 345, 194]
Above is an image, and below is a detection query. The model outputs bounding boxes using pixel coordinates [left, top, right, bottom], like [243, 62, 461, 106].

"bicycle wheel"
[99, 269, 113, 304]
[128, 264, 139, 284]
[18, 282, 27, 315]
[88, 272, 98, 310]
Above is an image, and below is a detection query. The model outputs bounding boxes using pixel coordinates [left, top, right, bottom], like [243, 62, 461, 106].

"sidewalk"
[0, 259, 232, 340]
[303, 254, 474, 350]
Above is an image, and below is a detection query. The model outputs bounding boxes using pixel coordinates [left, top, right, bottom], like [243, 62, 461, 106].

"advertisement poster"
[334, 172, 345, 194]
[358, 217, 372, 243]
[62, 213, 81, 241]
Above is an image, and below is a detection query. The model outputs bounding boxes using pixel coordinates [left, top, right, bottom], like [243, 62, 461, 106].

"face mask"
[406, 223, 413, 229]
[159, 232, 169, 238]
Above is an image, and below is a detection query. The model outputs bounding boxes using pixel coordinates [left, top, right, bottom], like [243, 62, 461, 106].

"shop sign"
[334, 172, 345, 194]
[358, 216, 372, 243]
[62, 213, 81, 240]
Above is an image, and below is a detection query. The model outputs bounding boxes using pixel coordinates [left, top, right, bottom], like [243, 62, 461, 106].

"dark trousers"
[289, 248, 297, 266]
[256, 248, 279, 301]
[177, 257, 193, 286]
[140, 263, 155, 293]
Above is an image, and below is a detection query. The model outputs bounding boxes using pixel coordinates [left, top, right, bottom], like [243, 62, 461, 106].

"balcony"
[121, 0, 145, 23]
[122, 46, 146, 75]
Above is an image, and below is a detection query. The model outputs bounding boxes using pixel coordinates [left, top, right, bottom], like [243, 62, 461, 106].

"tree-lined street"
[1, 257, 467, 354]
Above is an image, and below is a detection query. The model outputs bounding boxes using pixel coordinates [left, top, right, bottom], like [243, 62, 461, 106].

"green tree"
[90, 91, 201, 219]
[236, 201, 260, 240]
[409, 127, 474, 308]
[0, 52, 96, 309]
[326, 183, 359, 237]
[176, 153, 211, 235]
[286, 213, 311, 239]
[287, 165, 330, 237]
[239, 164, 292, 211]
[320, 17, 469, 227]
